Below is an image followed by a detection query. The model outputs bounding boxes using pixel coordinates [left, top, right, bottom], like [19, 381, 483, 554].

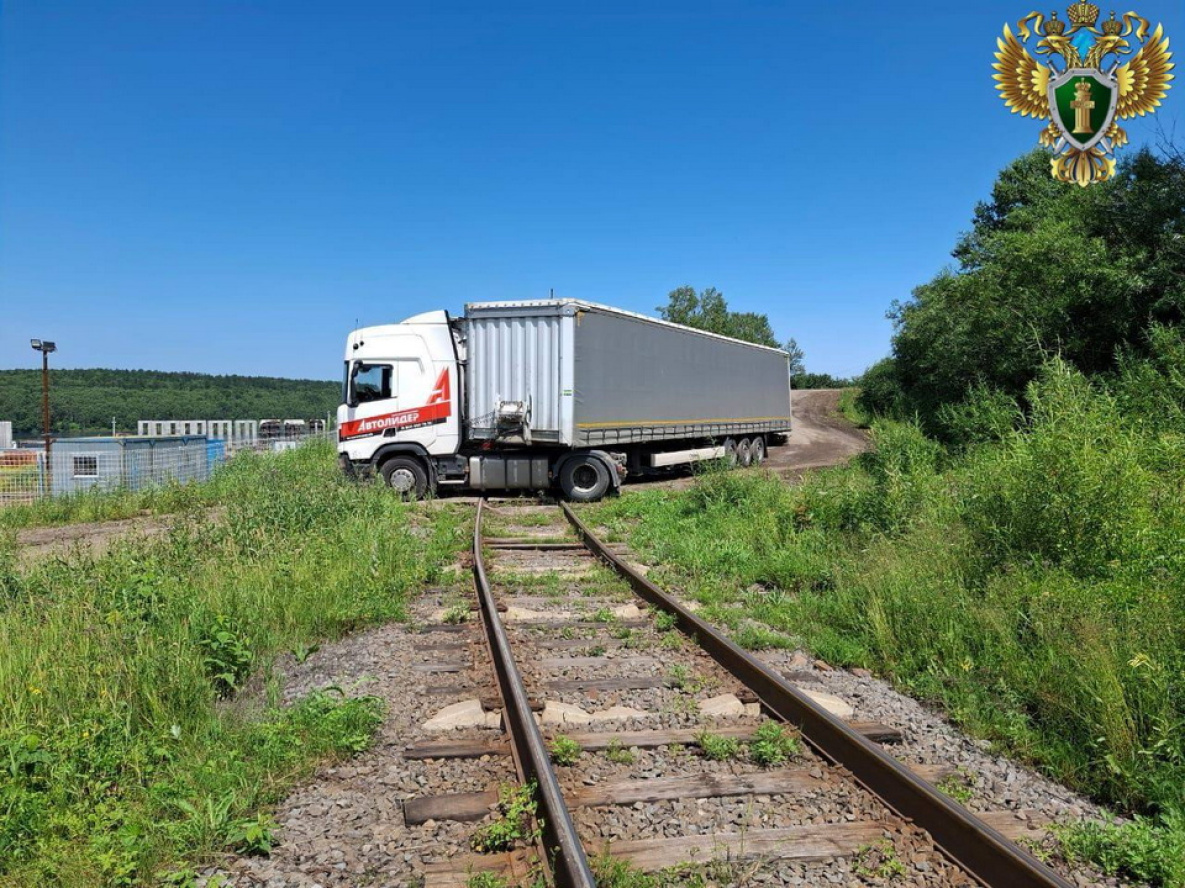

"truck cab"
[338, 311, 463, 496]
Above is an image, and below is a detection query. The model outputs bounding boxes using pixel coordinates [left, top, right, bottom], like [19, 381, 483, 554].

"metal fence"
[0, 428, 334, 507]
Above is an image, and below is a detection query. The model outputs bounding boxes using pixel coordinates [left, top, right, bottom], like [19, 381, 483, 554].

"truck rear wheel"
[559, 455, 611, 502]
[380, 456, 428, 500]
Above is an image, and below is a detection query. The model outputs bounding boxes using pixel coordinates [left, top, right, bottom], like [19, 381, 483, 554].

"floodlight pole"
[40, 348, 51, 493]
[31, 339, 56, 495]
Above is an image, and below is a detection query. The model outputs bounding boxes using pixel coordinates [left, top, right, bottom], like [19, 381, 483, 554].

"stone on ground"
[798, 688, 854, 719]
[589, 705, 649, 722]
[698, 693, 745, 717]
[423, 699, 489, 731]
[505, 606, 572, 622]
[540, 701, 593, 725]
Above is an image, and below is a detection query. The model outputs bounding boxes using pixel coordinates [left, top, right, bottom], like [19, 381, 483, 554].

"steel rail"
[473, 499, 596, 888]
[561, 501, 1075, 888]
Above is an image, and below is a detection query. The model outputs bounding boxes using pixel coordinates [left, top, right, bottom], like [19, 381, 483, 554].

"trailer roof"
[464, 299, 790, 356]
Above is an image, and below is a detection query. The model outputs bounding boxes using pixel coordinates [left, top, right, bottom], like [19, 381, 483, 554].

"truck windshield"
[352, 363, 392, 403]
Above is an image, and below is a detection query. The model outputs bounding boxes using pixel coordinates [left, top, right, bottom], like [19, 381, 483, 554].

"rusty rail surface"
[560, 501, 1074, 888]
[473, 499, 596, 888]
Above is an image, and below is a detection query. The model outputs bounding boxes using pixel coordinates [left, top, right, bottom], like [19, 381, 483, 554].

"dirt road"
[768, 388, 868, 475]
[624, 388, 868, 493]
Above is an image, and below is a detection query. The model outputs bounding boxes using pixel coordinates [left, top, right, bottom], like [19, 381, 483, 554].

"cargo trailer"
[337, 299, 792, 501]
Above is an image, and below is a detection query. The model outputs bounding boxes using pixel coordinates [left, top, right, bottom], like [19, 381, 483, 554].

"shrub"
[960, 360, 1161, 578]
[854, 419, 944, 533]
[748, 722, 801, 766]
[470, 783, 539, 853]
[548, 734, 581, 766]
[1058, 810, 1185, 887]
[696, 732, 741, 761]
[936, 385, 1022, 450]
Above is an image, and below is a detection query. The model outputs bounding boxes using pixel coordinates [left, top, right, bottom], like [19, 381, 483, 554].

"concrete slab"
[798, 688, 854, 719]
[698, 693, 745, 717]
[423, 699, 489, 732]
[505, 606, 573, 622]
[540, 701, 593, 725]
[588, 706, 649, 722]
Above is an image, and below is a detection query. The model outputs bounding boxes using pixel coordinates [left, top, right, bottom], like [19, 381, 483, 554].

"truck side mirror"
[346, 363, 361, 408]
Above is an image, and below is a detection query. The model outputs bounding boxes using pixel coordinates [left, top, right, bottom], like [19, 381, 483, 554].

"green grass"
[836, 386, 871, 428]
[604, 737, 636, 765]
[748, 722, 802, 766]
[584, 358, 1185, 886]
[0, 476, 216, 530]
[695, 731, 742, 761]
[470, 782, 540, 853]
[0, 441, 468, 886]
[548, 734, 582, 766]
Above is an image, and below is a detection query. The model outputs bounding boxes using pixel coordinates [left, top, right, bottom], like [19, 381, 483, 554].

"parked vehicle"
[337, 299, 792, 501]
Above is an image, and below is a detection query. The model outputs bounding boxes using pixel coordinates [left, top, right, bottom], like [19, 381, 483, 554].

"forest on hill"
[0, 369, 340, 437]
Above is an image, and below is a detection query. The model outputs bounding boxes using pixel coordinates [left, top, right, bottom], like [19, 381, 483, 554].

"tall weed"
[589, 354, 1185, 884]
[0, 442, 466, 885]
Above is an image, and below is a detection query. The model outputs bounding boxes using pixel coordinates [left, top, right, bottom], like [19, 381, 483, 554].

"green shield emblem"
[1049, 68, 1117, 152]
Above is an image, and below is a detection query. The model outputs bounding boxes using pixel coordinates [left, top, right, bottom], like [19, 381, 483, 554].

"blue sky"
[1, 1, 1181, 381]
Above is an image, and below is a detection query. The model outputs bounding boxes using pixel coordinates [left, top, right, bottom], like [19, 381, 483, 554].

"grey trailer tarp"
[464, 300, 791, 448]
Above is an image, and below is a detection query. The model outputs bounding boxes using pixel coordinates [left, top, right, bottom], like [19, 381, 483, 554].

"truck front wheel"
[380, 456, 429, 500]
[559, 456, 611, 502]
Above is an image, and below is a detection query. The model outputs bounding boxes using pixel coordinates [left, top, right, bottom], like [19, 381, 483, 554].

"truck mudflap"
[598, 450, 627, 490]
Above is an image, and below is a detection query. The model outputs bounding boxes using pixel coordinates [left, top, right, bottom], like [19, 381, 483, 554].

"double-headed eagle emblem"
[994, 2, 1173, 185]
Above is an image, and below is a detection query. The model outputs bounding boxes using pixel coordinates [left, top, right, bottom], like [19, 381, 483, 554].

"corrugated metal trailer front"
[466, 303, 574, 444]
[464, 300, 791, 448]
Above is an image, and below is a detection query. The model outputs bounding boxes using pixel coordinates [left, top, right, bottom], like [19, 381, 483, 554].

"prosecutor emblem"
[993, 2, 1173, 185]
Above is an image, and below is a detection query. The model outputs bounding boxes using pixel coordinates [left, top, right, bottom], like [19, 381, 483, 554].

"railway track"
[407, 499, 1075, 887]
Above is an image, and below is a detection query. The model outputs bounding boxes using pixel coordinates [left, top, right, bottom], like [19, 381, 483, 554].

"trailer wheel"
[380, 456, 428, 500]
[750, 436, 767, 465]
[723, 438, 739, 467]
[559, 456, 611, 502]
[737, 438, 753, 468]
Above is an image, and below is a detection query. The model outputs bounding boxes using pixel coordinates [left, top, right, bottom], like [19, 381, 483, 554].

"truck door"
[340, 354, 447, 452]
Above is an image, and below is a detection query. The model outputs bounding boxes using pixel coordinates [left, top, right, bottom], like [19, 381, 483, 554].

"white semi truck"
[337, 299, 792, 501]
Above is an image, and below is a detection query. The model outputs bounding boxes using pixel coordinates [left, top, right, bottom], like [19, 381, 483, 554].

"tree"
[784, 338, 805, 376]
[657, 286, 780, 348]
[0, 369, 340, 437]
[871, 146, 1185, 431]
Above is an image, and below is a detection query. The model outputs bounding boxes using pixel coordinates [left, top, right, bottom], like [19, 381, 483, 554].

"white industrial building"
[137, 419, 258, 448]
